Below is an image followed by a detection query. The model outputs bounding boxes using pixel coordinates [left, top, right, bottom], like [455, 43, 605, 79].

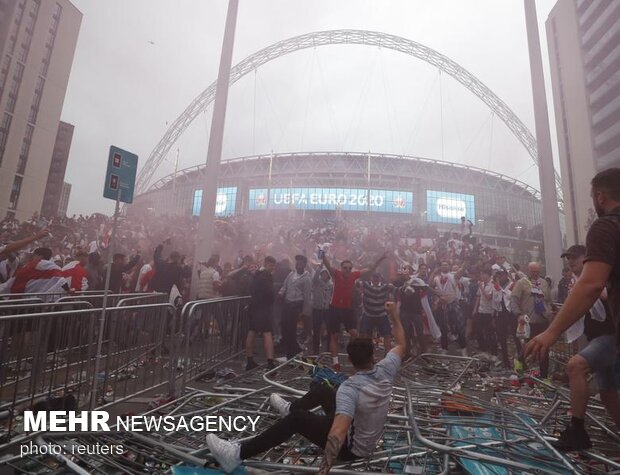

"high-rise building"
[57, 180, 70, 216]
[41, 120, 73, 217]
[546, 0, 620, 245]
[0, 0, 81, 220]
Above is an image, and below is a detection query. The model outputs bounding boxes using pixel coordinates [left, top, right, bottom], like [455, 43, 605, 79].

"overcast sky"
[62, 0, 560, 216]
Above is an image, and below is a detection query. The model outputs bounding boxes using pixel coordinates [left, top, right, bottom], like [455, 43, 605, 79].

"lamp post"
[515, 225, 523, 239]
[523, 0, 563, 281]
[191, 0, 239, 298]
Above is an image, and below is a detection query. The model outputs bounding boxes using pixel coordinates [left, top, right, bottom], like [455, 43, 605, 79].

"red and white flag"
[0, 260, 69, 298]
[62, 260, 89, 291]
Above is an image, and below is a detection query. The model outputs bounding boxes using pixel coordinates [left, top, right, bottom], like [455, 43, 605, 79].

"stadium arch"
[136, 29, 563, 204]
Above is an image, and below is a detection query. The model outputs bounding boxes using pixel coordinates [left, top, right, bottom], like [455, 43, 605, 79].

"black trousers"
[474, 313, 497, 355]
[312, 308, 329, 354]
[281, 301, 303, 358]
[240, 381, 358, 460]
[400, 311, 424, 356]
[495, 310, 521, 363]
[436, 302, 466, 350]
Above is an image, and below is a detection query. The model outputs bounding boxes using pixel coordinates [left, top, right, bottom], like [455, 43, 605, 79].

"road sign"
[103, 146, 138, 203]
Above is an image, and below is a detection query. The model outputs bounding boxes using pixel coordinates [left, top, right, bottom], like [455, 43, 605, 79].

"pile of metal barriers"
[1, 294, 619, 473]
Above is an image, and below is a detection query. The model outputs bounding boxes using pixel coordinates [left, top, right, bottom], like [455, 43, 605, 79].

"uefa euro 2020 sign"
[248, 187, 413, 214]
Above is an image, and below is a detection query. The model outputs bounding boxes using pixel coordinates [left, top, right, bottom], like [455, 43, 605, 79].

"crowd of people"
[207, 168, 620, 470]
[1, 168, 619, 459]
[0, 204, 584, 373]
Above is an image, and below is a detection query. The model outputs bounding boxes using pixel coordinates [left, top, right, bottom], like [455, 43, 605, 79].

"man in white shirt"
[197, 255, 222, 300]
[473, 268, 497, 358]
[432, 261, 467, 356]
[493, 270, 518, 367]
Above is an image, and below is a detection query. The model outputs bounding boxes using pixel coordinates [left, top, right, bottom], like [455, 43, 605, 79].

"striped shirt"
[357, 281, 395, 318]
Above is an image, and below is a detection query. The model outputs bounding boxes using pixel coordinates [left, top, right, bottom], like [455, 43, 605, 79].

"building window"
[28, 76, 44, 123]
[16, 124, 34, 174]
[17, 0, 40, 63]
[7, 0, 26, 55]
[0, 112, 12, 166]
[40, 3, 62, 77]
[0, 55, 11, 103]
[5, 62, 24, 113]
[8, 175, 23, 210]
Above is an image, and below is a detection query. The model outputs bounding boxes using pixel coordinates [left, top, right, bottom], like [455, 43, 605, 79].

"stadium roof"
[145, 152, 541, 202]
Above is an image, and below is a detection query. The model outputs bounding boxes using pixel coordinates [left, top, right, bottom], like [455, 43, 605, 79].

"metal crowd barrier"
[57, 292, 165, 308]
[173, 296, 251, 393]
[0, 295, 252, 449]
[0, 291, 166, 308]
[0, 303, 175, 445]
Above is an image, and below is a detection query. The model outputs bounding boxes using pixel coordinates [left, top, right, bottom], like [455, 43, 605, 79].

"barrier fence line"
[0, 295, 251, 451]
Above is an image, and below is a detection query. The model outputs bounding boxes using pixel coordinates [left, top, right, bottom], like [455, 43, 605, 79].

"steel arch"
[136, 29, 563, 203]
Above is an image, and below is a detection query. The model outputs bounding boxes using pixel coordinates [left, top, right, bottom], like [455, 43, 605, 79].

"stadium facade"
[131, 152, 546, 254]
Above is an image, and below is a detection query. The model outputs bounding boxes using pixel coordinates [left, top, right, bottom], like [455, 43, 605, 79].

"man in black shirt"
[557, 267, 574, 304]
[555, 245, 619, 450]
[150, 243, 183, 295]
[108, 252, 140, 293]
[397, 276, 428, 359]
[526, 168, 620, 450]
[246, 256, 277, 371]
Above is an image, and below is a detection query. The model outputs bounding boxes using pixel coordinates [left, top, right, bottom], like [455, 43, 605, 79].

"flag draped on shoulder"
[0, 260, 69, 298]
[62, 260, 89, 291]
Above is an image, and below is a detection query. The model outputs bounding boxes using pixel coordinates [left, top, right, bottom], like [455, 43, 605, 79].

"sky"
[61, 0, 561, 216]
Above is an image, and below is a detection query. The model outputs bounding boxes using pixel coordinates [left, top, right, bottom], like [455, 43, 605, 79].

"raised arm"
[385, 300, 406, 359]
[153, 244, 164, 265]
[226, 264, 246, 280]
[0, 228, 48, 257]
[321, 252, 335, 277]
[454, 263, 467, 280]
[360, 251, 389, 276]
[317, 414, 352, 475]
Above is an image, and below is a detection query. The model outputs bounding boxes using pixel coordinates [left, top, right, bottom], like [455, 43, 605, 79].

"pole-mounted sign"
[103, 145, 138, 204]
[94, 145, 138, 408]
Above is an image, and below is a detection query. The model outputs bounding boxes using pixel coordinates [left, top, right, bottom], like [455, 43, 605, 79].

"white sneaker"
[206, 434, 241, 473]
[269, 393, 291, 417]
[274, 356, 288, 364]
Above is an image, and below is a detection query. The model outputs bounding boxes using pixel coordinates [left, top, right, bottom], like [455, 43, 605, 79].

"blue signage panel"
[248, 188, 269, 211]
[248, 188, 413, 214]
[103, 146, 138, 204]
[426, 190, 475, 224]
[192, 187, 237, 217]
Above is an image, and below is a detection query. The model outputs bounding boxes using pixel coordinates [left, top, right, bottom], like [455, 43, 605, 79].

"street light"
[515, 225, 523, 238]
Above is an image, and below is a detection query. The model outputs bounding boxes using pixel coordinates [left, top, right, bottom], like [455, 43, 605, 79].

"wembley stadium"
[129, 151, 546, 254]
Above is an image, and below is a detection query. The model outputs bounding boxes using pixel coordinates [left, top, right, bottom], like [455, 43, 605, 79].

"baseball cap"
[561, 245, 586, 258]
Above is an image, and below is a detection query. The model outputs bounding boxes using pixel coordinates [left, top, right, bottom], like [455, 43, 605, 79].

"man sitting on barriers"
[207, 301, 406, 474]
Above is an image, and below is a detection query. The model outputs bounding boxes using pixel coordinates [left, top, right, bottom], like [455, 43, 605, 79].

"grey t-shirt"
[335, 351, 401, 457]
